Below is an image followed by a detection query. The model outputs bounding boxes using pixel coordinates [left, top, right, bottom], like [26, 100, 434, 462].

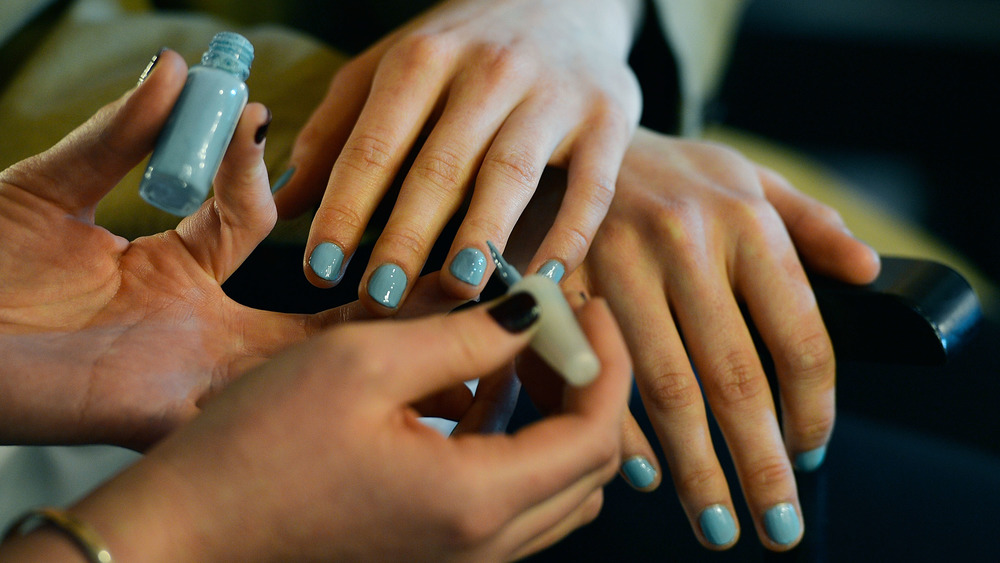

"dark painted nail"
[488, 292, 540, 334]
[138, 47, 167, 85]
[255, 109, 272, 144]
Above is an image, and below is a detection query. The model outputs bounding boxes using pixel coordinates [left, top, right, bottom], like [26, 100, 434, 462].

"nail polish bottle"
[140, 32, 254, 216]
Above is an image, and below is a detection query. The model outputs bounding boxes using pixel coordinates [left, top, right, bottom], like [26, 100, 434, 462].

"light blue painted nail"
[764, 503, 801, 546]
[536, 260, 565, 283]
[368, 263, 407, 308]
[794, 445, 828, 472]
[621, 456, 657, 490]
[699, 505, 737, 547]
[270, 166, 295, 193]
[449, 248, 487, 286]
[308, 242, 345, 282]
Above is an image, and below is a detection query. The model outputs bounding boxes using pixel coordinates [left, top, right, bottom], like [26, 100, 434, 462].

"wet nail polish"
[368, 263, 407, 308]
[764, 503, 800, 546]
[487, 292, 540, 334]
[254, 109, 272, 144]
[270, 167, 295, 194]
[140, 32, 254, 216]
[699, 505, 737, 547]
[138, 47, 166, 85]
[450, 248, 487, 286]
[308, 242, 345, 283]
[621, 456, 657, 490]
[536, 260, 565, 283]
[794, 445, 828, 473]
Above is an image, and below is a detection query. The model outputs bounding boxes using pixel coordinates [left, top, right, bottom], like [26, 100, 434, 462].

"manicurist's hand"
[562, 128, 881, 551]
[0, 294, 632, 562]
[274, 0, 643, 313]
[0, 49, 462, 450]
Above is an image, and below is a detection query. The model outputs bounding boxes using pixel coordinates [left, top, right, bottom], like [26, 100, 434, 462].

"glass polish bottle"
[140, 32, 254, 216]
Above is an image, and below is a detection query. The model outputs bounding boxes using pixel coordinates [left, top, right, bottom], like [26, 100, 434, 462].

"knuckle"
[411, 145, 468, 198]
[783, 329, 835, 383]
[677, 464, 721, 495]
[482, 147, 539, 197]
[438, 481, 503, 548]
[578, 490, 605, 525]
[472, 43, 528, 85]
[392, 32, 454, 69]
[341, 131, 395, 176]
[460, 214, 507, 243]
[378, 225, 429, 258]
[317, 199, 367, 235]
[743, 455, 794, 492]
[705, 351, 768, 409]
[643, 369, 703, 414]
[795, 413, 835, 446]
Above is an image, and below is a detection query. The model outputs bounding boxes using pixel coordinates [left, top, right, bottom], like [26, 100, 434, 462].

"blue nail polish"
[140, 32, 253, 216]
[621, 456, 657, 490]
[764, 503, 800, 546]
[699, 505, 737, 547]
[271, 167, 295, 193]
[450, 248, 487, 286]
[368, 263, 407, 308]
[794, 445, 828, 472]
[536, 260, 565, 283]
[308, 242, 345, 283]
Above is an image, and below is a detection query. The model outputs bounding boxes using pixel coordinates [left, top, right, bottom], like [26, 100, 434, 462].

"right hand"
[56, 295, 632, 562]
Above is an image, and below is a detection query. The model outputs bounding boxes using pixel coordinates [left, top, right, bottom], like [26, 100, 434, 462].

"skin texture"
[506, 128, 881, 551]
[274, 0, 643, 312]
[0, 296, 633, 562]
[0, 50, 465, 450]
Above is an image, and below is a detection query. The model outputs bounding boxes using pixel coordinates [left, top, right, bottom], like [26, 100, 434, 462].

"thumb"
[11, 49, 188, 218]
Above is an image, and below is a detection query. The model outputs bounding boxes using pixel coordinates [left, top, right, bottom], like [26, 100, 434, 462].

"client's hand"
[567, 128, 881, 551]
[275, 0, 642, 313]
[0, 295, 632, 562]
[0, 50, 461, 450]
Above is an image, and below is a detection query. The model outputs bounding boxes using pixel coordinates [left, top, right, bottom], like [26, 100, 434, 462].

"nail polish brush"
[487, 241, 600, 386]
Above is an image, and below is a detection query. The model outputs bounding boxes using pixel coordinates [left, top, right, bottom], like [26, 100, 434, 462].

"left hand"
[0, 49, 463, 450]
[274, 0, 643, 312]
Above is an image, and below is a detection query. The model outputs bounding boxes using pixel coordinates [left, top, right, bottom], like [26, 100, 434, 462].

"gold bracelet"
[1, 507, 113, 563]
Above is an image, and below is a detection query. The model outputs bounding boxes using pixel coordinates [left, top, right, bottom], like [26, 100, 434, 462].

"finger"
[175, 103, 276, 282]
[501, 473, 608, 560]
[450, 366, 521, 435]
[588, 244, 738, 549]
[273, 49, 380, 219]
[6, 50, 188, 217]
[438, 92, 573, 298]
[302, 37, 456, 288]
[308, 271, 468, 330]
[524, 109, 632, 280]
[758, 165, 881, 284]
[361, 61, 531, 310]
[672, 263, 803, 550]
[734, 222, 837, 473]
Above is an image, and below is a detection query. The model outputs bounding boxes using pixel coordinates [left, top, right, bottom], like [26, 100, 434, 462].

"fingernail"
[254, 109, 272, 144]
[308, 242, 345, 283]
[138, 47, 166, 85]
[450, 248, 487, 286]
[536, 259, 565, 283]
[794, 445, 827, 472]
[621, 456, 657, 490]
[487, 292, 540, 334]
[270, 167, 295, 194]
[368, 263, 407, 308]
[699, 504, 737, 547]
[763, 503, 801, 546]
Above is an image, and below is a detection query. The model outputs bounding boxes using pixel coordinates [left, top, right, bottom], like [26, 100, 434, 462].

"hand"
[567, 128, 880, 550]
[0, 50, 463, 449]
[275, 0, 643, 312]
[0, 295, 633, 562]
